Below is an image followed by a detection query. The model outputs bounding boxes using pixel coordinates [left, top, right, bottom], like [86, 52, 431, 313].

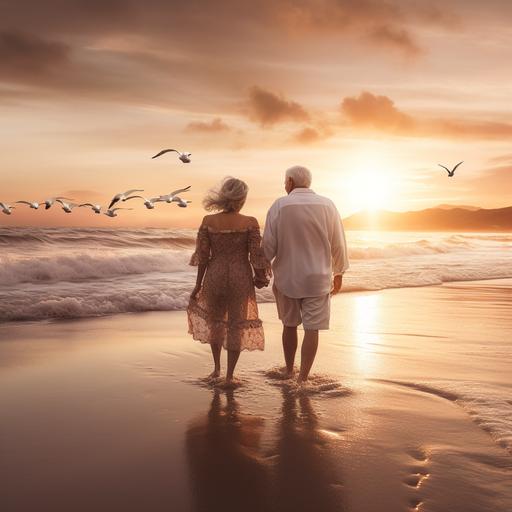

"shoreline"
[1, 277, 511, 328]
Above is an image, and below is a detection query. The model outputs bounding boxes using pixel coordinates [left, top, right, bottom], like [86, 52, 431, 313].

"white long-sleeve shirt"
[262, 188, 349, 298]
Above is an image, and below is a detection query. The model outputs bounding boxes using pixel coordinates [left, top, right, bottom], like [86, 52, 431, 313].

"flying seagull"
[172, 196, 191, 208]
[104, 207, 132, 218]
[0, 202, 15, 215]
[56, 199, 78, 213]
[15, 200, 39, 209]
[108, 189, 144, 210]
[152, 149, 191, 163]
[124, 195, 160, 209]
[79, 203, 102, 214]
[42, 197, 74, 210]
[157, 186, 191, 203]
[439, 161, 463, 177]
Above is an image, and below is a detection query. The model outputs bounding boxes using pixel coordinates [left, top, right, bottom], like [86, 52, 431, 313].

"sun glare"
[344, 150, 400, 213]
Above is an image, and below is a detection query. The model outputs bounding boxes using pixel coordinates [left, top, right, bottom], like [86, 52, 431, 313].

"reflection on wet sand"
[186, 387, 344, 512]
[274, 388, 344, 512]
[186, 389, 271, 512]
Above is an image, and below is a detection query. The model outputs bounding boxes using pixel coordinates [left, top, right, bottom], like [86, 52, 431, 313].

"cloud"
[246, 86, 310, 126]
[0, 31, 70, 81]
[369, 25, 422, 56]
[341, 91, 415, 131]
[469, 166, 512, 196]
[341, 91, 512, 140]
[293, 127, 321, 144]
[185, 118, 231, 133]
[488, 154, 512, 164]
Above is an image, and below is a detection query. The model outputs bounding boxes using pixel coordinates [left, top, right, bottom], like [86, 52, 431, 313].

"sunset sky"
[1, 0, 511, 227]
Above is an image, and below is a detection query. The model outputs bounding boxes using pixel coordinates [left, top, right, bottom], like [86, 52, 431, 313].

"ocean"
[0, 227, 511, 322]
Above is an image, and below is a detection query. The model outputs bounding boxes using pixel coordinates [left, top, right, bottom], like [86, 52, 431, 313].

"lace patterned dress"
[187, 225, 270, 351]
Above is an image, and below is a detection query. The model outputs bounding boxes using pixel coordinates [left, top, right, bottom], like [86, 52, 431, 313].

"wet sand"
[0, 279, 511, 512]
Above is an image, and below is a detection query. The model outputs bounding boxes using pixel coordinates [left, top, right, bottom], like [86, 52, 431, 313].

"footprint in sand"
[404, 447, 431, 510]
[409, 497, 424, 511]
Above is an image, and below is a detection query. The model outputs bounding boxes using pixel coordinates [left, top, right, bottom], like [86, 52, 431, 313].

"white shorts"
[273, 285, 330, 330]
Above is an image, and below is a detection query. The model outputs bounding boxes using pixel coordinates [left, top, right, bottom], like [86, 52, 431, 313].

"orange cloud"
[247, 86, 310, 127]
[293, 127, 321, 144]
[185, 118, 231, 133]
[341, 91, 512, 140]
[341, 91, 415, 132]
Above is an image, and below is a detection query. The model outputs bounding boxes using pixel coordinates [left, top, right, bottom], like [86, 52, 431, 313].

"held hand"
[331, 274, 343, 295]
[190, 285, 201, 300]
[254, 277, 270, 289]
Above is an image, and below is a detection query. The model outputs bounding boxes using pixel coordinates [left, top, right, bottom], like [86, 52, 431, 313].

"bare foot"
[208, 370, 220, 379]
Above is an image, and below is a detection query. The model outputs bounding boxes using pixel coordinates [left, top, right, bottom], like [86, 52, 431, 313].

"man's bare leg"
[282, 326, 298, 378]
[297, 329, 319, 383]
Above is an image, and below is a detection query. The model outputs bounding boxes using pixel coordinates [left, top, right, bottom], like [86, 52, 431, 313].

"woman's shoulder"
[239, 214, 259, 228]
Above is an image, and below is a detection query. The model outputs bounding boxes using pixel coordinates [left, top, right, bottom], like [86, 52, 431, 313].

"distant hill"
[435, 204, 481, 211]
[344, 206, 512, 231]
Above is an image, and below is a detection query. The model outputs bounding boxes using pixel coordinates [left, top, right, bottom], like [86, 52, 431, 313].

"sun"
[344, 151, 400, 212]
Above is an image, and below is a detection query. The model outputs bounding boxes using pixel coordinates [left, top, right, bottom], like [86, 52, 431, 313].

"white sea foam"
[0, 228, 511, 322]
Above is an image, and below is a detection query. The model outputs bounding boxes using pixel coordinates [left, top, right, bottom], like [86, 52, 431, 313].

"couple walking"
[187, 166, 349, 384]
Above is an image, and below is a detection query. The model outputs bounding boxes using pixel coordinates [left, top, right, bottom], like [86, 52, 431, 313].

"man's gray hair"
[285, 165, 312, 188]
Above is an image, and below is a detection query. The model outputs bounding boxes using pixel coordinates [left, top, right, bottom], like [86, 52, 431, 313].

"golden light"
[343, 149, 400, 213]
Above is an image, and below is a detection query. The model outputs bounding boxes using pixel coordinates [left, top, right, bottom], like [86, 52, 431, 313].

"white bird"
[15, 200, 39, 209]
[42, 197, 74, 210]
[79, 203, 102, 214]
[172, 196, 192, 208]
[439, 161, 463, 177]
[152, 149, 191, 163]
[124, 195, 160, 209]
[108, 189, 144, 210]
[157, 186, 191, 203]
[0, 202, 15, 215]
[56, 199, 78, 213]
[104, 207, 132, 218]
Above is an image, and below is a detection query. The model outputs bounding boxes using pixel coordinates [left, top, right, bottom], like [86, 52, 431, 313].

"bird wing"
[452, 161, 464, 173]
[169, 185, 191, 196]
[124, 189, 144, 196]
[438, 164, 450, 174]
[0, 202, 5, 209]
[152, 149, 178, 159]
[124, 195, 145, 201]
[55, 199, 66, 205]
[108, 197, 119, 209]
[112, 207, 133, 212]
[79, 203, 94, 207]
[15, 201, 31, 205]
[149, 197, 161, 203]
[56, 196, 74, 201]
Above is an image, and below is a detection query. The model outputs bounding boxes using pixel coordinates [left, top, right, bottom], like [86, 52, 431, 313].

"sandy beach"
[1, 279, 511, 512]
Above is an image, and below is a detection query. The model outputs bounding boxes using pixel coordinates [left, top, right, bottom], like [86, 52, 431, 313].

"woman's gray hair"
[203, 177, 249, 213]
[285, 165, 312, 188]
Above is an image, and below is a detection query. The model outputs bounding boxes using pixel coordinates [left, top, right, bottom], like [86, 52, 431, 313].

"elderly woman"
[187, 177, 271, 383]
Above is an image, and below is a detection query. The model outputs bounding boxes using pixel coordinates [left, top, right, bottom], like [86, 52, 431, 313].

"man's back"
[263, 188, 349, 298]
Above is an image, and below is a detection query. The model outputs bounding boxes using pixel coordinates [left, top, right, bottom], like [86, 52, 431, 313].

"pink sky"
[1, 0, 511, 227]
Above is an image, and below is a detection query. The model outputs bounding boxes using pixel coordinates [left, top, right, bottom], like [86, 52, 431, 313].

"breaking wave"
[0, 228, 511, 322]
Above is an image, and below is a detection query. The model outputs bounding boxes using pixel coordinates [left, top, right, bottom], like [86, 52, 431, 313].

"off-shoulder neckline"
[199, 225, 259, 233]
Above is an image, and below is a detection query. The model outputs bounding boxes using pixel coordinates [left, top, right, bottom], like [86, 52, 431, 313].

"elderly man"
[263, 166, 349, 383]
